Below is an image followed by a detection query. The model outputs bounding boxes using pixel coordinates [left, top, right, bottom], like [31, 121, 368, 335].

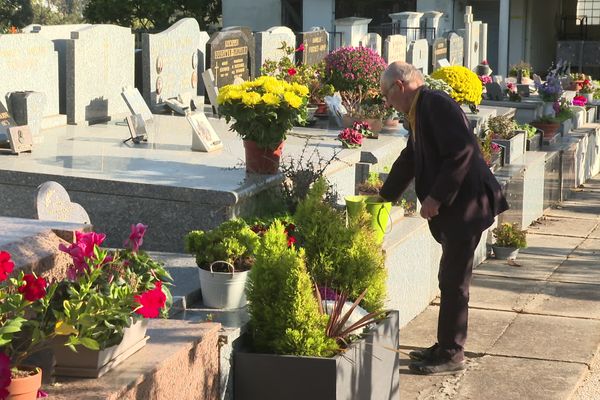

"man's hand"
[420, 196, 441, 220]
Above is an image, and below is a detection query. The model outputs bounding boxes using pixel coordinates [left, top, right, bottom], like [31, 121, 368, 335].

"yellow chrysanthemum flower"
[283, 91, 302, 109]
[262, 92, 281, 106]
[263, 80, 285, 95]
[291, 82, 309, 97]
[242, 91, 262, 106]
[430, 66, 483, 106]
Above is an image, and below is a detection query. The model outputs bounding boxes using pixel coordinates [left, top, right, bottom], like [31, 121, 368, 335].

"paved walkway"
[399, 175, 600, 399]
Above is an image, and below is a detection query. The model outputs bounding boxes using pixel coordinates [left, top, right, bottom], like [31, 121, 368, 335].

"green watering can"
[344, 195, 392, 243]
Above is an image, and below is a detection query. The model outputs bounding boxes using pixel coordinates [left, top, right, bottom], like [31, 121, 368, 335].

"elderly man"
[379, 62, 508, 375]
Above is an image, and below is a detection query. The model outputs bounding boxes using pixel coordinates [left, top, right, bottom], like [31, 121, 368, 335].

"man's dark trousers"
[435, 231, 482, 363]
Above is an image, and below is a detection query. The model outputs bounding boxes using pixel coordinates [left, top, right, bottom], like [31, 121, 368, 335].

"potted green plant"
[535, 76, 563, 116]
[0, 251, 53, 399]
[517, 123, 542, 151]
[217, 75, 309, 174]
[185, 219, 260, 309]
[236, 221, 399, 400]
[475, 59, 492, 76]
[509, 61, 533, 83]
[357, 171, 383, 195]
[53, 225, 172, 378]
[430, 65, 483, 113]
[492, 222, 527, 260]
[487, 115, 524, 164]
[579, 78, 595, 102]
[479, 131, 503, 171]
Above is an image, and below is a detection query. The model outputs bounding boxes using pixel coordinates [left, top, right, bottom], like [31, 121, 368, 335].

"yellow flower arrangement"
[430, 66, 483, 107]
[218, 76, 309, 149]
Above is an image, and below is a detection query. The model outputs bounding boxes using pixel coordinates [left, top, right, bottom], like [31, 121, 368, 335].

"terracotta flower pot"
[530, 122, 560, 139]
[243, 140, 284, 174]
[314, 102, 328, 116]
[6, 366, 42, 400]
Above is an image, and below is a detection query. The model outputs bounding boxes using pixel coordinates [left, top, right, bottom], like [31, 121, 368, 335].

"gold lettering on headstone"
[224, 39, 240, 48]
[215, 46, 248, 60]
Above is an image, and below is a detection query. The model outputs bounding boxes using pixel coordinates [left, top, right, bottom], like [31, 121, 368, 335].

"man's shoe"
[408, 358, 466, 375]
[408, 343, 439, 361]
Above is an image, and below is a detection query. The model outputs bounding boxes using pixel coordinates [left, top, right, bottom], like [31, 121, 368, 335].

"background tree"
[83, 0, 222, 31]
[0, 0, 34, 31]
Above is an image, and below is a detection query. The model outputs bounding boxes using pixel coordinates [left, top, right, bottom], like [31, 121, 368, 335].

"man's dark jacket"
[380, 88, 509, 240]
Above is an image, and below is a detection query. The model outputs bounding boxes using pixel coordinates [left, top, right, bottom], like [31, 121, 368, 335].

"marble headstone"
[485, 83, 504, 101]
[121, 87, 153, 122]
[142, 18, 209, 112]
[255, 26, 296, 75]
[407, 39, 430, 75]
[206, 29, 251, 88]
[446, 32, 464, 66]
[0, 34, 59, 119]
[201, 69, 219, 113]
[35, 181, 90, 224]
[361, 33, 382, 55]
[65, 25, 134, 125]
[383, 34, 406, 64]
[221, 26, 255, 77]
[6, 91, 46, 137]
[296, 29, 328, 65]
[431, 37, 448, 72]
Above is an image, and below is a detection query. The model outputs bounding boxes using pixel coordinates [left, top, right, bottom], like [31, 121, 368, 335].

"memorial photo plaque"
[7, 125, 33, 154]
[125, 114, 148, 144]
[187, 112, 223, 152]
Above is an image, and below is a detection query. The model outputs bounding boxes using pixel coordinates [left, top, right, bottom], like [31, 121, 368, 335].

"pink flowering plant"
[324, 46, 387, 118]
[54, 225, 172, 352]
[337, 127, 363, 148]
[352, 120, 375, 138]
[0, 251, 55, 398]
[573, 95, 588, 107]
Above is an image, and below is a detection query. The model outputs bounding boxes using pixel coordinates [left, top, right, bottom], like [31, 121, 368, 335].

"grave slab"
[474, 252, 565, 281]
[490, 313, 600, 363]
[526, 216, 598, 238]
[0, 113, 359, 252]
[549, 256, 600, 285]
[400, 306, 517, 355]
[469, 274, 544, 312]
[521, 233, 584, 257]
[524, 281, 600, 319]
[455, 355, 586, 400]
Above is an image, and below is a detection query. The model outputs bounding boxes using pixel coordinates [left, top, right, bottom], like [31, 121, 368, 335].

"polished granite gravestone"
[382, 34, 406, 64]
[296, 29, 328, 66]
[206, 29, 250, 88]
[430, 37, 447, 72]
[446, 31, 464, 66]
[254, 26, 295, 76]
[0, 110, 360, 252]
[141, 18, 209, 112]
[0, 33, 66, 129]
[7, 91, 46, 137]
[65, 25, 135, 125]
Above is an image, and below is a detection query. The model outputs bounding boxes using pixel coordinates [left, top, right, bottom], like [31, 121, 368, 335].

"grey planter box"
[492, 131, 526, 164]
[560, 119, 573, 136]
[586, 107, 596, 123]
[526, 131, 543, 151]
[234, 310, 400, 400]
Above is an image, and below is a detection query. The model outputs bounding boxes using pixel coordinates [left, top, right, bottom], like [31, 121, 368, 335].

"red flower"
[287, 235, 297, 247]
[287, 68, 297, 76]
[75, 231, 106, 258]
[0, 251, 14, 282]
[296, 43, 305, 52]
[8, 26, 17, 34]
[0, 352, 10, 400]
[134, 281, 166, 318]
[481, 59, 489, 65]
[18, 274, 46, 302]
[125, 223, 148, 252]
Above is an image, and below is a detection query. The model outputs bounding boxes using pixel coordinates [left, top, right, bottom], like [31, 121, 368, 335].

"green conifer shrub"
[294, 178, 387, 311]
[246, 221, 338, 356]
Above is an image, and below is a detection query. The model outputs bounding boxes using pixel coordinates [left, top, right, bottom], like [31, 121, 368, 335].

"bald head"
[381, 61, 424, 87]
[380, 61, 424, 113]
